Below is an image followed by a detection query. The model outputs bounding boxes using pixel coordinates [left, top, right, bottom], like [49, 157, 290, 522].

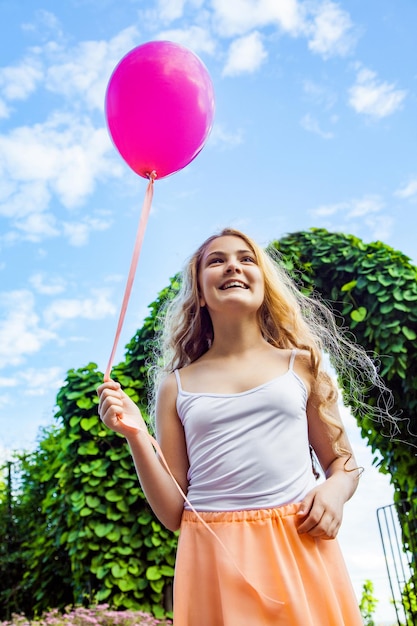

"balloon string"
[129, 425, 284, 608]
[104, 171, 157, 382]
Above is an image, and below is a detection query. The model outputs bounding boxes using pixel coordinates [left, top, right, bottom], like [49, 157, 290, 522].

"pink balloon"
[105, 41, 215, 179]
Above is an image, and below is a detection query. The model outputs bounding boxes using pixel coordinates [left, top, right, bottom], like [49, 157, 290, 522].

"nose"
[225, 258, 241, 273]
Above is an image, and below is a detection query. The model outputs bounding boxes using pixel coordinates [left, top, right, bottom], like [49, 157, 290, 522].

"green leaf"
[76, 397, 95, 409]
[150, 579, 165, 593]
[94, 522, 114, 538]
[159, 564, 175, 577]
[95, 588, 112, 601]
[107, 528, 121, 542]
[111, 563, 127, 578]
[95, 566, 109, 580]
[341, 280, 357, 292]
[115, 545, 133, 556]
[350, 307, 367, 322]
[402, 326, 417, 341]
[79, 507, 92, 517]
[380, 303, 394, 314]
[86, 495, 100, 508]
[138, 512, 153, 525]
[78, 440, 99, 455]
[80, 416, 99, 431]
[118, 577, 136, 592]
[146, 565, 162, 581]
[105, 489, 124, 502]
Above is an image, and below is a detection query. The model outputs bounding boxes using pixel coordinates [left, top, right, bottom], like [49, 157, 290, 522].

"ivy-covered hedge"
[0, 228, 416, 620]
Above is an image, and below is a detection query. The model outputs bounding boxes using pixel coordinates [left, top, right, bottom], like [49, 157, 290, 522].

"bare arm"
[295, 364, 360, 539]
[97, 374, 188, 531]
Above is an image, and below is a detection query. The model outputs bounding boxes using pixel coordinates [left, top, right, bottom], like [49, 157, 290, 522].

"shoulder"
[156, 372, 178, 407]
[293, 349, 314, 394]
[293, 348, 312, 369]
[155, 372, 182, 435]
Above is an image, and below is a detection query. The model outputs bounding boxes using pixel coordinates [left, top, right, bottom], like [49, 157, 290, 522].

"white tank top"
[174, 350, 317, 511]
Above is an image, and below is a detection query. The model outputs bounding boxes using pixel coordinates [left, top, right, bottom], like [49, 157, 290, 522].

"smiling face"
[198, 235, 265, 317]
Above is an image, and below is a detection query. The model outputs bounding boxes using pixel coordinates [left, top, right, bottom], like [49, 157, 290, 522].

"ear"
[199, 293, 206, 307]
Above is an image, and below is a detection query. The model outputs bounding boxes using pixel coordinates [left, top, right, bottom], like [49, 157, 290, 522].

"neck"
[208, 315, 267, 357]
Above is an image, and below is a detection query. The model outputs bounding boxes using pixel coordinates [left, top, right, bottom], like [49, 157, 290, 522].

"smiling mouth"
[220, 281, 249, 290]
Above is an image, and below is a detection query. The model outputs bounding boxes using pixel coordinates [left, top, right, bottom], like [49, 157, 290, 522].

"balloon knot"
[148, 170, 157, 182]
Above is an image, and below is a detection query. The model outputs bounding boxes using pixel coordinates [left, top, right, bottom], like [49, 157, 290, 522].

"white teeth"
[221, 281, 247, 290]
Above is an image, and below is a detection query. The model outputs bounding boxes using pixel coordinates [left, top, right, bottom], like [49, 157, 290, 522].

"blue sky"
[1, 1, 416, 621]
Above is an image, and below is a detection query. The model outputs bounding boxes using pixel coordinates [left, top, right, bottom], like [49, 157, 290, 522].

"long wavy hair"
[151, 227, 394, 458]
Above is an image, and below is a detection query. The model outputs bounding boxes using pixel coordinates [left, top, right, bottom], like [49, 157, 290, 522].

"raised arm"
[97, 373, 189, 531]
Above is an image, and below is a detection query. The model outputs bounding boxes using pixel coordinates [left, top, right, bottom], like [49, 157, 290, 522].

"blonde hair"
[151, 227, 394, 457]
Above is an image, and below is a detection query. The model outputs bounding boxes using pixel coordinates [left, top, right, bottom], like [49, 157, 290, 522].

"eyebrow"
[205, 248, 254, 259]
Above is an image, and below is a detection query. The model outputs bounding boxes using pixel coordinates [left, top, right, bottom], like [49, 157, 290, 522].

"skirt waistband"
[181, 501, 302, 524]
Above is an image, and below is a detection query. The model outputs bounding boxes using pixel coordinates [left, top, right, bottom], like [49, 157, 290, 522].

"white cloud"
[313, 194, 384, 218]
[0, 116, 115, 204]
[300, 113, 334, 139]
[364, 215, 393, 241]
[0, 114, 122, 242]
[211, 0, 355, 61]
[0, 55, 44, 102]
[394, 177, 417, 200]
[348, 195, 384, 218]
[156, 0, 188, 21]
[0, 367, 63, 397]
[0, 290, 56, 369]
[156, 25, 216, 55]
[312, 201, 347, 217]
[62, 216, 111, 247]
[0, 25, 138, 114]
[0, 376, 19, 388]
[209, 123, 244, 149]
[348, 68, 406, 118]
[0, 26, 140, 245]
[0, 98, 9, 119]
[21, 9, 64, 39]
[211, 0, 304, 38]
[44, 26, 139, 111]
[19, 367, 64, 397]
[43, 288, 117, 327]
[310, 194, 392, 241]
[0, 180, 51, 220]
[14, 210, 60, 242]
[223, 31, 267, 76]
[29, 273, 67, 295]
[303, 79, 338, 110]
[307, 1, 356, 58]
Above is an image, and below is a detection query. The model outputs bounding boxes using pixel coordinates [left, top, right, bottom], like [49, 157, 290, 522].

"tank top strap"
[174, 369, 182, 392]
[288, 348, 297, 371]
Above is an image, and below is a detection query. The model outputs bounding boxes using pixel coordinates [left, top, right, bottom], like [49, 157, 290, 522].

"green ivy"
[359, 579, 378, 626]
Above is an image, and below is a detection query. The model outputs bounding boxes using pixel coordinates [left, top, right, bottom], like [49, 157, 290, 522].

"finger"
[306, 513, 340, 539]
[98, 391, 124, 422]
[297, 494, 314, 519]
[97, 380, 120, 397]
[297, 505, 325, 534]
[98, 389, 122, 412]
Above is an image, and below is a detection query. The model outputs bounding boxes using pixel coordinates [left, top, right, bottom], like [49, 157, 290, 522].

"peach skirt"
[173, 503, 362, 626]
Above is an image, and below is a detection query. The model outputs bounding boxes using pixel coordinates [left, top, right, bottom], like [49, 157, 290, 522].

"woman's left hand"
[296, 477, 346, 539]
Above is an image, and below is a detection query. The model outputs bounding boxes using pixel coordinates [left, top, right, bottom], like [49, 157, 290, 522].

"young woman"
[98, 228, 390, 625]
